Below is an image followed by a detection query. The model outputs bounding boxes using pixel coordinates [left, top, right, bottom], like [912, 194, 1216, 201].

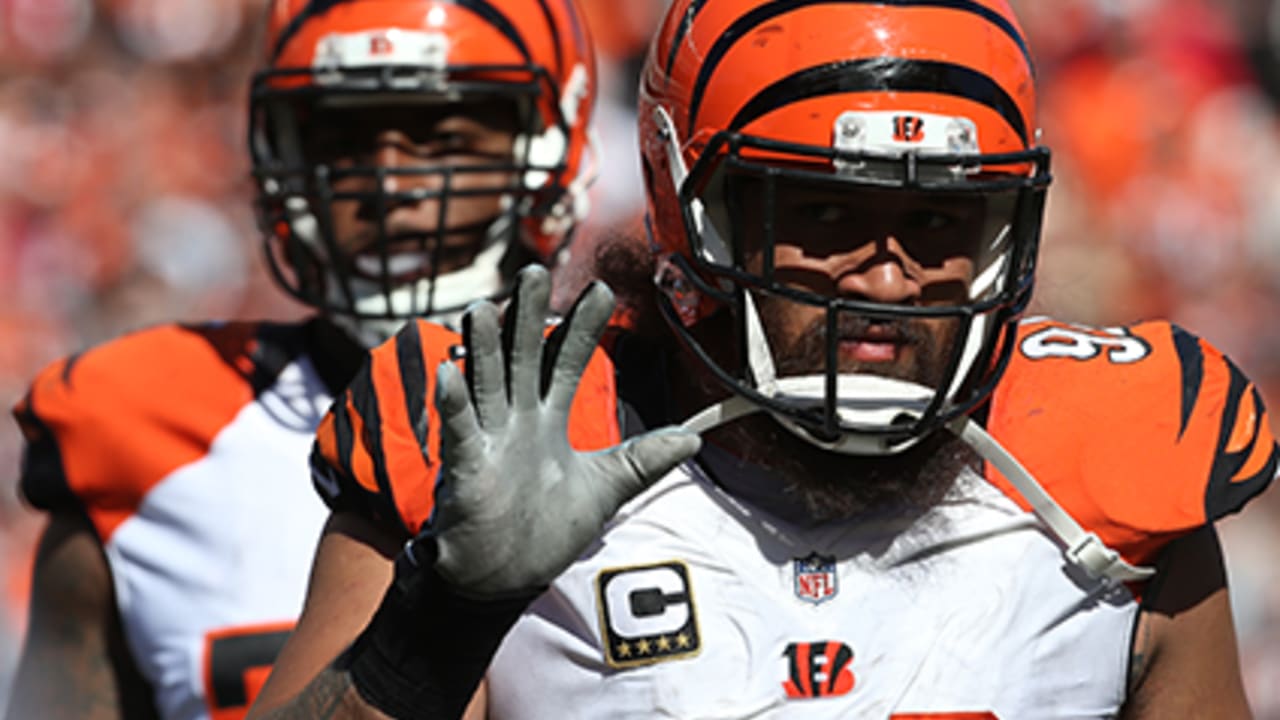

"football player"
[257, 0, 1276, 718]
[4, 1, 596, 718]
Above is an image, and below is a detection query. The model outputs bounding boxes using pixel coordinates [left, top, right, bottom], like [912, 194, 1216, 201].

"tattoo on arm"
[255, 668, 374, 720]
[1128, 617, 1152, 693]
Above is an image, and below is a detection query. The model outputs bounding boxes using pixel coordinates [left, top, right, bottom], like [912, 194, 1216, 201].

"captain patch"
[596, 560, 701, 668]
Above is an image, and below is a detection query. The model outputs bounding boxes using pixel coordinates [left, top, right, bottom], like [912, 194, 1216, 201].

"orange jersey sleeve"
[986, 318, 1277, 568]
[12, 323, 304, 543]
[310, 318, 623, 539]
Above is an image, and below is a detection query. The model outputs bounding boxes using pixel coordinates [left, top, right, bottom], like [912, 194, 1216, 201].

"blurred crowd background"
[1, 0, 1279, 713]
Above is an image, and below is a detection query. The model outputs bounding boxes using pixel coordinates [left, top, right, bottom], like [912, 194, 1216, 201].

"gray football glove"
[428, 265, 701, 598]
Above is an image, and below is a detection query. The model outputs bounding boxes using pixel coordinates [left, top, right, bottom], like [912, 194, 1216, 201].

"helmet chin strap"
[678, 384, 1154, 585]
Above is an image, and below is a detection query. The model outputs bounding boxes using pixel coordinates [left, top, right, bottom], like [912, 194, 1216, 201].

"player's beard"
[714, 295, 978, 521]
[711, 414, 978, 521]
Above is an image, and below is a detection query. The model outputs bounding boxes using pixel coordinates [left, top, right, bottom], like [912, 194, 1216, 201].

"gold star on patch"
[636, 639, 652, 655]
[656, 635, 672, 651]
[676, 632, 692, 648]
[616, 642, 632, 658]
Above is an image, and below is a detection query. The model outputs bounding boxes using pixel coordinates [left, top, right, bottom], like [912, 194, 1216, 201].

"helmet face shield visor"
[664, 131, 1050, 448]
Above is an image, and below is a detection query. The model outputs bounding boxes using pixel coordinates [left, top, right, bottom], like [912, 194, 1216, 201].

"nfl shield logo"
[793, 552, 838, 604]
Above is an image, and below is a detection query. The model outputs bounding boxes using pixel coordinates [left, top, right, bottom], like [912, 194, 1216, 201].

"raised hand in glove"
[430, 264, 701, 597]
[346, 265, 700, 720]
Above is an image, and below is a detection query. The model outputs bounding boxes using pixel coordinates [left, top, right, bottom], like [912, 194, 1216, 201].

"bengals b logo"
[369, 33, 394, 55]
[783, 641, 855, 699]
[893, 115, 925, 142]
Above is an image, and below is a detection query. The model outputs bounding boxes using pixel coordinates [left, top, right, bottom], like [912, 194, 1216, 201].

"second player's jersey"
[14, 321, 352, 720]
[486, 460, 1137, 719]
[310, 318, 623, 537]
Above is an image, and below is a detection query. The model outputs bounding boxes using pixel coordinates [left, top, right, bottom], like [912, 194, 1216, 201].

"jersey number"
[1020, 324, 1150, 364]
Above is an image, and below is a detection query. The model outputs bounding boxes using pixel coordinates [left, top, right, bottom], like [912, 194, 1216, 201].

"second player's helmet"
[251, 0, 596, 343]
[640, 0, 1051, 453]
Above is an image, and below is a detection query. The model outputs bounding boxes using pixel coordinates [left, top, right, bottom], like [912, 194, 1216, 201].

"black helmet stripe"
[447, 0, 534, 62]
[533, 0, 566, 76]
[271, 0, 357, 61]
[549, 0, 588, 64]
[670, 0, 1029, 90]
[728, 57, 1029, 146]
[664, 0, 714, 77]
[272, 0, 533, 66]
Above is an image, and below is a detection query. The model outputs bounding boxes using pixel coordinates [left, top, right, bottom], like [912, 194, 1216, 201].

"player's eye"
[903, 209, 954, 232]
[426, 131, 473, 153]
[797, 202, 851, 225]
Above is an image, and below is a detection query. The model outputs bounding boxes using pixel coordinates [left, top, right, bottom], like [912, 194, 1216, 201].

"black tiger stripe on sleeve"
[332, 389, 357, 479]
[1170, 325, 1205, 440]
[309, 357, 415, 541]
[1203, 355, 1278, 521]
[348, 359, 403, 530]
[393, 319, 431, 462]
[13, 388, 78, 512]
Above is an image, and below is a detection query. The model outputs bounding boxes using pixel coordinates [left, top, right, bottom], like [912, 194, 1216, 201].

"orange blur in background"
[0, 0, 1278, 714]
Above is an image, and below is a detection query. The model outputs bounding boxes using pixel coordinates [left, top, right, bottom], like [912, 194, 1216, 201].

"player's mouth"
[352, 247, 436, 284]
[838, 326, 909, 363]
[347, 230, 485, 284]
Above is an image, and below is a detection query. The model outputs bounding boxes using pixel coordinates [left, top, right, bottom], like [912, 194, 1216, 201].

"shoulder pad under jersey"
[310, 318, 624, 539]
[13, 322, 305, 542]
[985, 318, 1277, 567]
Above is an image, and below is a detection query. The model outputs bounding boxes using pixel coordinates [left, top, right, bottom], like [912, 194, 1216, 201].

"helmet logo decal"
[314, 29, 450, 72]
[369, 33, 394, 57]
[833, 111, 979, 155]
[892, 115, 925, 143]
[832, 111, 981, 181]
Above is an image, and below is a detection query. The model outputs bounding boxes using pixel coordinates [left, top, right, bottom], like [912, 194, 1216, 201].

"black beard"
[710, 414, 979, 522]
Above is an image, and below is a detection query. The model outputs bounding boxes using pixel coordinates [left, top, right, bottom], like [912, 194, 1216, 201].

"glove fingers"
[504, 265, 552, 412]
[462, 302, 507, 429]
[436, 361, 483, 461]
[545, 281, 615, 414]
[593, 428, 701, 513]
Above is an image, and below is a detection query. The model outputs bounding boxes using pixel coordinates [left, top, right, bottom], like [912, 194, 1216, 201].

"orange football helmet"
[638, 0, 1052, 452]
[251, 0, 596, 343]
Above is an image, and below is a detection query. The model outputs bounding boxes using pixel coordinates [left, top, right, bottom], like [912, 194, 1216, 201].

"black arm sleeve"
[342, 538, 539, 719]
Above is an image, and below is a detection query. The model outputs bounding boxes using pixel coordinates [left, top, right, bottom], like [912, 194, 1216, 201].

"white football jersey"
[17, 322, 338, 720]
[302, 316, 1276, 719]
[487, 457, 1136, 719]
